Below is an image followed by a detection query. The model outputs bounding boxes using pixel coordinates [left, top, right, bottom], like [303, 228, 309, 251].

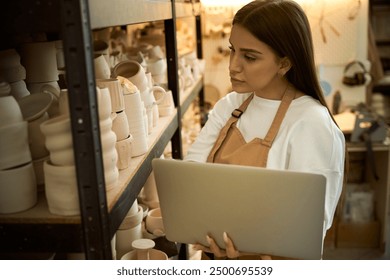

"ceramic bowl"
[145, 208, 165, 236]
[18, 91, 54, 122]
[0, 121, 32, 170]
[43, 160, 79, 216]
[0, 95, 24, 125]
[118, 205, 143, 230]
[0, 162, 37, 214]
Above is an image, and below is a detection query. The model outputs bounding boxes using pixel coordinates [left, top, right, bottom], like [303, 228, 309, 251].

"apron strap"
[207, 94, 254, 162]
[262, 89, 295, 146]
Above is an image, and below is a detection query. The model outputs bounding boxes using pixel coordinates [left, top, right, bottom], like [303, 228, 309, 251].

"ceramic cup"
[0, 121, 32, 170]
[0, 162, 37, 214]
[112, 60, 148, 93]
[148, 45, 165, 60]
[115, 134, 133, 170]
[145, 207, 165, 237]
[0, 95, 24, 125]
[44, 160, 79, 216]
[96, 78, 125, 113]
[97, 87, 112, 120]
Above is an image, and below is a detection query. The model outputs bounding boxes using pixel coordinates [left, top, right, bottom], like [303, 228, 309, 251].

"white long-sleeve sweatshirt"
[185, 92, 346, 237]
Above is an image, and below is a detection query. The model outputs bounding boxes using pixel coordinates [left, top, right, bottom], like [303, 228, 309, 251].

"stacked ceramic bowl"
[116, 200, 144, 259]
[0, 95, 37, 214]
[18, 92, 53, 188]
[19, 41, 61, 117]
[40, 114, 79, 216]
[0, 48, 30, 101]
[96, 78, 133, 170]
[96, 87, 120, 190]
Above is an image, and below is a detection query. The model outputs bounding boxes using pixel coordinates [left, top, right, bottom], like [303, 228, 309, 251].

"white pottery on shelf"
[0, 95, 24, 125]
[115, 134, 133, 170]
[94, 54, 111, 79]
[43, 160, 79, 216]
[96, 78, 125, 113]
[20, 41, 59, 83]
[138, 171, 160, 210]
[115, 204, 144, 259]
[27, 111, 50, 160]
[9, 80, 30, 100]
[40, 115, 74, 166]
[112, 60, 148, 93]
[0, 162, 37, 214]
[121, 239, 168, 260]
[0, 121, 32, 171]
[0, 79, 11, 97]
[0, 48, 27, 83]
[111, 111, 130, 141]
[145, 207, 165, 237]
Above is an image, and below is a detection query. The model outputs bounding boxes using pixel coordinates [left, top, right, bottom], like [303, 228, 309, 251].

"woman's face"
[229, 24, 284, 96]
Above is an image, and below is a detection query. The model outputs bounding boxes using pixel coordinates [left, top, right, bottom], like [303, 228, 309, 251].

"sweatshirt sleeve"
[286, 108, 346, 235]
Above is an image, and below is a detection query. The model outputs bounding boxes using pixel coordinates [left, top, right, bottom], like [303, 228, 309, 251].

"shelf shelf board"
[89, 0, 173, 29]
[347, 142, 390, 152]
[0, 109, 178, 228]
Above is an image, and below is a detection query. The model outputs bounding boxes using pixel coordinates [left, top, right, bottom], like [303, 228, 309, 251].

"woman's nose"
[229, 53, 241, 73]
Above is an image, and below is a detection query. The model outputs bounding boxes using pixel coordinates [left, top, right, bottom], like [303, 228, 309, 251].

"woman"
[185, 0, 346, 259]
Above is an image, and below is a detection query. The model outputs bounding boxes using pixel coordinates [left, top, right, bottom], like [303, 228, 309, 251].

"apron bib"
[207, 90, 295, 167]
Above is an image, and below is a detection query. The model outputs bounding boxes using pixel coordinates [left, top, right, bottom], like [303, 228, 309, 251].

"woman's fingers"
[223, 232, 240, 259]
[206, 235, 227, 258]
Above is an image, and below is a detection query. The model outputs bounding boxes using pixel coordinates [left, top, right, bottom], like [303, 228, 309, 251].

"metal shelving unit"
[0, 0, 204, 260]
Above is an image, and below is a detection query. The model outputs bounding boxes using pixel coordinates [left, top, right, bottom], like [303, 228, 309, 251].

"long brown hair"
[233, 0, 349, 210]
[233, 0, 326, 106]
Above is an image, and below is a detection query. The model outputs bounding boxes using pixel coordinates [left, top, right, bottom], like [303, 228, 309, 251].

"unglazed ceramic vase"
[0, 162, 37, 214]
[43, 160, 79, 216]
[111, 111, 130, 141]
[0, 48, 27, 83]
[116, 222, 143, 260]
[27, 111, 50, 159]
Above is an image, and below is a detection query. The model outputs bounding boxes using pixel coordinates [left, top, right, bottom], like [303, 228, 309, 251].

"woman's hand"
[193, 232, 271, 260]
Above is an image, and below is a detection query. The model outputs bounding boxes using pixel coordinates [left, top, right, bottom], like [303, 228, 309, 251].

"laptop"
[151, 158, 327, 259]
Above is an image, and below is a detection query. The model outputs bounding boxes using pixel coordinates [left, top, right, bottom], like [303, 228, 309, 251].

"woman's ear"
[279, 57, 292, 76]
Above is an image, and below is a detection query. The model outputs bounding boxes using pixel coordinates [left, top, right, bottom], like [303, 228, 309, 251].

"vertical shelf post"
[60, 0, 112, 259]
[165, 0, 183, 160]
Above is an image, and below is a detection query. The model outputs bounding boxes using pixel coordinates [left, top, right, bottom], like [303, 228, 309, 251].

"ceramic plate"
[18, 91, 53, 121]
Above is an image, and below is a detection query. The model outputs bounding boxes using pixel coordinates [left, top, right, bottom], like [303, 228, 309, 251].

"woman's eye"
[228, 46, 235, 52]
[244, 54, 256, 61]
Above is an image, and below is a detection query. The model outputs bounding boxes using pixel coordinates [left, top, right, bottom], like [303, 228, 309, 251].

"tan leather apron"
[203, 89, 297, 260]
[207, 89, 295, 167]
